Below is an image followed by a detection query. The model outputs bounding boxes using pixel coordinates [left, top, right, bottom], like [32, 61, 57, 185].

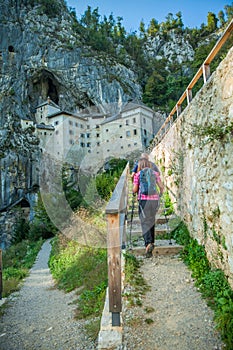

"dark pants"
[138, 200, 159, 247]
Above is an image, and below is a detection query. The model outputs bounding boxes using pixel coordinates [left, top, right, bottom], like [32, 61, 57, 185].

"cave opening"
[47, 76, 59, 105]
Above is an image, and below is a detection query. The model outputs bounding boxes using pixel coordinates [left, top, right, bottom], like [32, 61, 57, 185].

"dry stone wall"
[151, 46, 233, 287]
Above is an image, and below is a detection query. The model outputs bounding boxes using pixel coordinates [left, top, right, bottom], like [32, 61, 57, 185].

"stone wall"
[151, 46, 233, 287]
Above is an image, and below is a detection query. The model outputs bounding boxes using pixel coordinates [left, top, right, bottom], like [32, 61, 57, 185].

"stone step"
[130, 216, 173, 225]
[128, 242, 183, 257]
[128, 228, 169, 236]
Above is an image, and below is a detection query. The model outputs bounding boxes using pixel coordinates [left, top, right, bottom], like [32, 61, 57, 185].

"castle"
[22, 97, 163, 171]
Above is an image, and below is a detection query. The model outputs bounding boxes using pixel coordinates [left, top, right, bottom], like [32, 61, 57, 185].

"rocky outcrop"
[144, 29, 195, 64]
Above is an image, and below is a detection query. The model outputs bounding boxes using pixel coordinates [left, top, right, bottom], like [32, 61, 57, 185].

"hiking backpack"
[139, 167, 157, 196]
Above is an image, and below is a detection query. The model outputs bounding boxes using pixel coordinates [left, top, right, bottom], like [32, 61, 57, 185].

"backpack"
[139, 167, 157, 196]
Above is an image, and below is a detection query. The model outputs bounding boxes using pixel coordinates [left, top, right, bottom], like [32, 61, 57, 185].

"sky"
[66, 0, 231, 33]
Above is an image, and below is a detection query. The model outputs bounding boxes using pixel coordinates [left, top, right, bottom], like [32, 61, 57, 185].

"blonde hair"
[137, 157, 151, 172]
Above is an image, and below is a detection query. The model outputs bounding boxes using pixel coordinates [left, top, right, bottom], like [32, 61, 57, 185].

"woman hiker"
[133, 157, 164, 257]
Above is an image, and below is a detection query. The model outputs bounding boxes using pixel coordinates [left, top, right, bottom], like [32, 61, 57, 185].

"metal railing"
[105, 162, 130, 326]
[150, 19, 233, 148]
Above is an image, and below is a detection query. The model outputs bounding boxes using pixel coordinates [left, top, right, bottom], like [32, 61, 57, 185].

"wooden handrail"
[105, 163, 130, 326]
[151, 19, 233, 147]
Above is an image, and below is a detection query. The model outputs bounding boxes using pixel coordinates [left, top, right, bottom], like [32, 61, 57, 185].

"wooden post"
[186, 88, 192, 104]
[203, 63, 210, 83]
[0, 249, 2, 300]
[107, 213, 121, 326]
[176, 104, 182, 117]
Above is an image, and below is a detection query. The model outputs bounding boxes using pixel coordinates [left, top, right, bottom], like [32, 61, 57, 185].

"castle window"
[69, 120, 73, 125]
[55, 121, 59, 125]
[8, 45, 14, 52]
[134, 129, 137, 135]
[126, 120, 129, 125]
[143, 117, 146, 124]
[133, 118, 136, 123]
[126, 131, 130, 137]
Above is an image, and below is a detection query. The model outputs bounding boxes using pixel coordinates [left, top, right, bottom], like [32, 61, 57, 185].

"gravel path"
[123, 254, 225, 350]
[0, 238, 226, 350]
[0, 240, 96, 350]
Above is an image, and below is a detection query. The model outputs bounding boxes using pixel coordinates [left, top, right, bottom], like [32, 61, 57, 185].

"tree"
[224, 4, 233, 22]
[176, 11, 184, 29]
[142, 61, 169, 110]
[218, 10, 226, 27]
[207, 12, 218, 32]
[147, 18, 159, 37]
[139, 20, 146, 38]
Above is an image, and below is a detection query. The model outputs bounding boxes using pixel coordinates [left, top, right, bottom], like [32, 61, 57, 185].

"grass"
[49, 233, 108, 340]
[123, 252, 149, 307]
[1, 239, 44, 297]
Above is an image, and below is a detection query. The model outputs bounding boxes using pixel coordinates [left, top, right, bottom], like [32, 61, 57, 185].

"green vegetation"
[49, 232, 107, 340]
[67, 3, 233, 113]
[193, 120, 233, 144]
[1, 157, 127, 339]
[2, 239, 44, 297]
[123, 252, 149, 307]
[172, 221, 233, 349]
[26, 0, 66, 18]
[162, 190, 175, 216]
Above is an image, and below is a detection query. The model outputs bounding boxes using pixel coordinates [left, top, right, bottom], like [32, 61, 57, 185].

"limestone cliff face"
[0, 0, 142, 126]
[0, 0, 143, 220]
[144, 29, 195, 64]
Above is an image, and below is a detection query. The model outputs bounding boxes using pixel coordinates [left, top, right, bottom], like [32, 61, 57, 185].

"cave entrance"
[47, 76, 59, 104]
[32, 69, 60, 105]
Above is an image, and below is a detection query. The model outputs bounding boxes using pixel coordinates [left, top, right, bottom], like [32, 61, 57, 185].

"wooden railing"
[150, 19, 233, 148]
[105, 162, 130, 326]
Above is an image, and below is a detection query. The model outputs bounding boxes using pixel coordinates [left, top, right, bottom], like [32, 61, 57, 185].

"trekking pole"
[129, 193, 136, 248]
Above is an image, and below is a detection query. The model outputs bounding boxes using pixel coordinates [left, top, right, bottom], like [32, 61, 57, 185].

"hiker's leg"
[144, 200, 159, 245]
[149, 200, 159, 243]
[139, 200, 151, 246]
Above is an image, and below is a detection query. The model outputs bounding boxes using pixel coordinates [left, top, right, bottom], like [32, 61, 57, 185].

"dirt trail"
[123, 253, 224, 350]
